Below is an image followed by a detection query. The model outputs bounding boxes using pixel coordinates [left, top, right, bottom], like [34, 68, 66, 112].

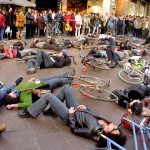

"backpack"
[63, 40, 72, 48]
[13, 41, 24, 51]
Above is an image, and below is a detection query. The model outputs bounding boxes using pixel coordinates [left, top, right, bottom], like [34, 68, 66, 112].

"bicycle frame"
[100, 134, 126, 150]
[123, 117, 150, 150]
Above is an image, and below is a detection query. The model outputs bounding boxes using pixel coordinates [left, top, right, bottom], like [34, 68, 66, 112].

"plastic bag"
[5, 26, 12, 33]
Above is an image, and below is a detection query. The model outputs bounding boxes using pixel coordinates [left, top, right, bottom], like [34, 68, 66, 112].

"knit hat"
[61, 49, 68, 56]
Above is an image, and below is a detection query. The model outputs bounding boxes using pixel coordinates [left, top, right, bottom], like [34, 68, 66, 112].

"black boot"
[43, 107, 57, 118]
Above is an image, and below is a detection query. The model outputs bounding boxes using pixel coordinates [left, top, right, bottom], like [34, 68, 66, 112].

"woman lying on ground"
[0, 44, 37, 59]
[18, 85, 127, 149]
[26, 50, 71, 74]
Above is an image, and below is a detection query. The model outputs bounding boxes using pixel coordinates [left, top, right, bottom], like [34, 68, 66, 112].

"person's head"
[49, 9, 52, 14]
[5, 91, 19, 105]
[39, 12, 43, 17]
[9, 7, 12, 13]
[18, 9, 23, 14]
[97, 123, 127, 149]
[28, 8, 31, 13]
[129, 100, 143, 115]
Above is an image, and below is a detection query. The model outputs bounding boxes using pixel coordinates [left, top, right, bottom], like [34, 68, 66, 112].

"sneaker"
[26, 68, 36, 75]
[43, 107, 57, 118]
[15, 76, 23, 85]
[118, 61, 123, 67]
[0, 124, 6, 134]
[18, 109, 32, 118]
[0, 81, 3, 89]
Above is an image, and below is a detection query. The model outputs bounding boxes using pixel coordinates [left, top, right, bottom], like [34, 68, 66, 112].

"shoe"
[26, 68, 36, 75]
[0, 124, 6, 134]
[18, 109, 32, 118]
[43, 107, 57, 118]
[67, 67, 76, 77]
[118, 61, 123, 67]
[15, 76, 23, 85]
[0, 81, 3, 89]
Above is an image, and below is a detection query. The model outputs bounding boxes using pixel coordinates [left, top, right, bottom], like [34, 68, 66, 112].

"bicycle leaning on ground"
[118, 58, 150, 85]
[68, 73, 118, 102]
[120, 101, 150, 150]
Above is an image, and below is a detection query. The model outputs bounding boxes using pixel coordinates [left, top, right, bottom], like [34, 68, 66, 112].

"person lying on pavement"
[18, 85, 127, 149]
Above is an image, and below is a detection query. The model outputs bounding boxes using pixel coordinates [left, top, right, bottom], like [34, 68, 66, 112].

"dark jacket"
[68, 108, 111, 139]
[47, 13, 53, 23]
[26, 12, 34, 25]
[52, 56, 66, 68]
[6, 12, 13, 27]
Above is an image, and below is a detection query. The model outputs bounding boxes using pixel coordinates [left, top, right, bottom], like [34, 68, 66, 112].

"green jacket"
[12, 81, 45, 109]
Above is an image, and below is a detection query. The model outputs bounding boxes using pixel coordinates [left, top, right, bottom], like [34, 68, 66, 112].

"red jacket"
[0, 13, 6, 28]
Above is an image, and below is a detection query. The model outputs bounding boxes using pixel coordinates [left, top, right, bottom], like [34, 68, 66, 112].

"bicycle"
[68, 74, 118, 102]
[79, 47, 110, 71]
[121, 113, 150, 150]
[82, 56, 110, 71]
[118, 59, 150, 85]
[45, 22, 61, 38]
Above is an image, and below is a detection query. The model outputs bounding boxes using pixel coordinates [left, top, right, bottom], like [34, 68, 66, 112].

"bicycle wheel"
[45, 26, 51, 38]
[0, 40, 12, 49]
[54, 28, 61, 37]
[80, 75, 111, 88]
[92, 59, 110, 70]
[118, 70, 143, 85]
[79, 86, 118, 102]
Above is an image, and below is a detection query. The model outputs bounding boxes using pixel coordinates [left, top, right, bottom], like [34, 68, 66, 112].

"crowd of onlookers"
[0, 7, 150, 41]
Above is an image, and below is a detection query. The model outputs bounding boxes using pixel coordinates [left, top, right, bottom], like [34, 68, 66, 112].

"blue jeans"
[27, 50, 53, 69]
[28, 85, 78, 123]
[0, 28, 4, 40]
[39, 72, 70, 90]
[0, 84, 16, 105]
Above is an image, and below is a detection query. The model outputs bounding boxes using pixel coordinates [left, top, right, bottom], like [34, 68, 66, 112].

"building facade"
[31, 0, 150, 16]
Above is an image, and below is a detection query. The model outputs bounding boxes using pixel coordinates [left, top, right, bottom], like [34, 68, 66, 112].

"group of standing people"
[0, 7, 149, 41]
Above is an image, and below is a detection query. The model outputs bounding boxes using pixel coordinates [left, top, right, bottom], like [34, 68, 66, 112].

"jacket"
[134, 19, 142, 29]
[52, 56, 66, 68]
[16, 13, 25, 27]
[68, 108, 111, 140]
[12, 81, 45, 109]
[37, 16, 45, 29]
[26, 12, 34, 25]
[54, 13, 63, 22]
[0, 13, 6, 28]
[6, 12, 13, 27]
[47, 13, 53, 23]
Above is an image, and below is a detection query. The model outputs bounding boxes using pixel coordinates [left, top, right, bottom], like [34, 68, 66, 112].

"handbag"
[31, 89, 51, 98]
[5, 26, 12, 33]
[16, 21, 19, 27]
[76, 23, 80, 28]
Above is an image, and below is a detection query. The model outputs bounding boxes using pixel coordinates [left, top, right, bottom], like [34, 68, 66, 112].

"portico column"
[102, 0, 111, 15]
[136, 0, 141, 16]
[115, 0, 126, 16]
[144, 3, 149, 17]
[62, 0, 67, 12]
